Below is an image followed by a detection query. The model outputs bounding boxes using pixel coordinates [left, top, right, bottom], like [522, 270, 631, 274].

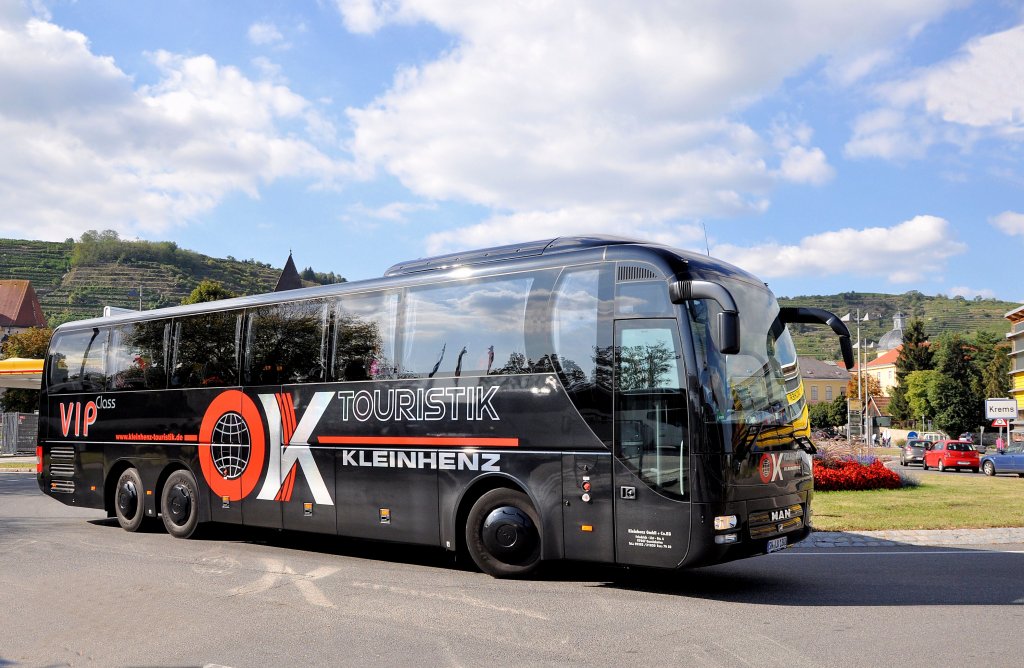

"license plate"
[767, 536, 787, 553]
[957, 461, 971, 465]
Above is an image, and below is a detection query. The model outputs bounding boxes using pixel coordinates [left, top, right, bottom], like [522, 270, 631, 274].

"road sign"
[985, 398, 1018, 420]
[992, 418, 1008, 427]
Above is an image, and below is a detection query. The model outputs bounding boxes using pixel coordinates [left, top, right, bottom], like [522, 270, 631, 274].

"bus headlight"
[714, 515, 737, 530]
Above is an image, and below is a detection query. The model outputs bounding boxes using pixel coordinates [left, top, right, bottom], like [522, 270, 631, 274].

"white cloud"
[343, 1, 956, 224]
[0, 13, 349, 241]
[425, 207, 705, 256]
[712, 215, 966, 282]
[848, 23, 1024, 159]
[346, 200, 437, 223]
[991, 210, 1024, 237]
[247, 22, 285, 47]
[949, 286, 995, 299]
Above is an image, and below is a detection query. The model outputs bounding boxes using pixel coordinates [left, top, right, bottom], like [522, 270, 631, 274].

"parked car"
[980, 443, 1024, 477]
[900, 439, 929, 467]
[922, 439, 980, 473]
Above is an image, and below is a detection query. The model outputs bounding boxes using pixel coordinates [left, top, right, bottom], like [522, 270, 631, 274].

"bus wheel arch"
[459, 479, 543, 578]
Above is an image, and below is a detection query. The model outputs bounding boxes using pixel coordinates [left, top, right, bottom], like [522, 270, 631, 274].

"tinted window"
[553, 268, 601, 388]
[171, 311, 240, 388]
[334, 291, 398, 381]
[615, 320, 687, 498]
[400, 275, 535, 378]
[615, 281, 672, 317]
[47, 328, 107, 393]
[246, 300, 327, 385]
[106, 320, 168, 391]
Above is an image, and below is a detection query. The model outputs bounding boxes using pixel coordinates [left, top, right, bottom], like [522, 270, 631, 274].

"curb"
[796, 528, 1024, 548]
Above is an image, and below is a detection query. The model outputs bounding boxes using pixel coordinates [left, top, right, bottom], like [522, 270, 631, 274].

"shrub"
[813, 458, 902, 491]
[894, 438, 907, 448]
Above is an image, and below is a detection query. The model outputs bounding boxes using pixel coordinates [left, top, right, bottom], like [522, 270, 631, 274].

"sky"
[1, 0, 1023, 302]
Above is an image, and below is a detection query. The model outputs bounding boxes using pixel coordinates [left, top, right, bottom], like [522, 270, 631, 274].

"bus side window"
[334, 292, 398, 381]
[246, 300, 327, 385]
[47, 328, 108, 394]
[106, 320, 168, 391]
[400, 276, 535, 378]
[170, 311, 240, 388]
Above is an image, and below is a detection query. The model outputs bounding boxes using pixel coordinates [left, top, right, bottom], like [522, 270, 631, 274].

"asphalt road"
[2, 472, 1023, 667]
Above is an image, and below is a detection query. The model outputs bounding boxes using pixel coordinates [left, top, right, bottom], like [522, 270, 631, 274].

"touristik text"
[335, 387, 500, 422]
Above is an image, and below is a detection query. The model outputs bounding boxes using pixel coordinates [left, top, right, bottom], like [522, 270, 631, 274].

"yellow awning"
[0, 357, 43, 389]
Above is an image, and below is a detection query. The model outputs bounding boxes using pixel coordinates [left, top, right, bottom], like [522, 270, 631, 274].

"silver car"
[901, 439, 928, 467]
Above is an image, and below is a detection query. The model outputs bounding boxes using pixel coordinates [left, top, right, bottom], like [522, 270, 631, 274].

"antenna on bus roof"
[701, 221, 710, 256]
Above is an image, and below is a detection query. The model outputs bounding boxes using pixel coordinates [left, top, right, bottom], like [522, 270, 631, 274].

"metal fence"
[1, 412, 38, 455]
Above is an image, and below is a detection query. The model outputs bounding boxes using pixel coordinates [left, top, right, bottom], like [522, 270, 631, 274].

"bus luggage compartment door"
[561, 454, 614, 563]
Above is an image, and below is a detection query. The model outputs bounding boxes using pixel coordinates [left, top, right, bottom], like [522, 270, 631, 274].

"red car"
[922, 439, 980, 473]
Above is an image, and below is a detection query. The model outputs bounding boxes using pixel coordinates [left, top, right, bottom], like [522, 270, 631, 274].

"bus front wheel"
[161, 469, 200, 539]
[465, 488, 541, 578]
[114, 468, 145, 532]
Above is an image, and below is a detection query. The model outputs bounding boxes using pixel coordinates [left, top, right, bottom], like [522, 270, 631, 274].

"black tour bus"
[36, 236, 852, 577]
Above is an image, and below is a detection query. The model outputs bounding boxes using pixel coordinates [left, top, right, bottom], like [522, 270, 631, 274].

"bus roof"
[52, 235, 762, 333]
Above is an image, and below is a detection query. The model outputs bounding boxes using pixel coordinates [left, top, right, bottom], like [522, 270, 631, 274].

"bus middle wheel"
[465, 488, 541, 578]
[161, 469, 200, 539]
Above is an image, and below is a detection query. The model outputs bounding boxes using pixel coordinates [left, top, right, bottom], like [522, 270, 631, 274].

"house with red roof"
[0, 280, 46, 341]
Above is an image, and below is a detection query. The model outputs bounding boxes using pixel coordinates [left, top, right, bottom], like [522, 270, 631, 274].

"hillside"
[0, 237, 340, 326]
[1, 236, 1016, 343]
[780, 291, 1018, 360]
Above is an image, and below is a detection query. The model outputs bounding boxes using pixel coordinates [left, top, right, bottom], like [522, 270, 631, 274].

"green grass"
[812, 473, 1024, 531]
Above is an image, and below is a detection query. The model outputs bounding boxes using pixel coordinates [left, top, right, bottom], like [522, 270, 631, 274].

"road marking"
[350, 581, 549, 620]
[227, 559, 340, 608]
[778, 550, 1024, 556]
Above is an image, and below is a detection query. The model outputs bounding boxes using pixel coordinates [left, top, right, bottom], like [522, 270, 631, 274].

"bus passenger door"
[612, 319, 691, 568]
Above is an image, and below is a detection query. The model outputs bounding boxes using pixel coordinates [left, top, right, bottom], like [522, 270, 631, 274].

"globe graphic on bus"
[210, 411, 251, 480]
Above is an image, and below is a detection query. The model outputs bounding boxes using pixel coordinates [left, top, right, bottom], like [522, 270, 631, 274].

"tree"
[181, 279, 237, 305]
[889, 318, 933, 422]
[846, 373, 881, 399]
[905, 370, 940, 426]
[0, 327, 52, 413]
[809, 394, 846, 430]
[980, 351, 1011, 400]
[931, 334, 981, 436]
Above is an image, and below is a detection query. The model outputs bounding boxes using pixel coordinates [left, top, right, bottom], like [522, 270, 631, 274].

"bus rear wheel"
[465, 489, 541, 578]
[161, 469, 200, 539]
[114, 468, 145, 532]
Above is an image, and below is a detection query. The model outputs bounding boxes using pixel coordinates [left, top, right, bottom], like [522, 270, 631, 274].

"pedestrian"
[996, 436, 1005, 453]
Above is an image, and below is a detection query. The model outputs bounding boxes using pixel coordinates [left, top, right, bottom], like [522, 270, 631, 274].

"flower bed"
[813, 458, 902, 491]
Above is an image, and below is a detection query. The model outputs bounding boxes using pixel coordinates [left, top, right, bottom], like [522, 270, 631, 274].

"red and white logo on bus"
[198, 390, 267, 501]
[197, 390, 335, 505]
[758, 453, 784, 483]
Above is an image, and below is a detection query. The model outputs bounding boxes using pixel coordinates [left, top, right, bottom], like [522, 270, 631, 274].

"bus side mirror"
[718, 311, 740, 355]
[669, 280, 741, 355]
[778, 307, 854, 370]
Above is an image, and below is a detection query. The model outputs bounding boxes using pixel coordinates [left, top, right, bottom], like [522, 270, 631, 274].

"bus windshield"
[688, 277, 805, 447]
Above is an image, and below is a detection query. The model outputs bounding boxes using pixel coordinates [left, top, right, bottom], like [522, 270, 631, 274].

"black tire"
[900, 457, 906, 466]
[983, 461, 995, 476]
[938, 461, 945, 472]
[161, 469, 200, 538]
[922, 460, 929, 471]
[971, 468, 979, 474]
[465, 488, 541, 578]
[114, 468, 145, 532]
